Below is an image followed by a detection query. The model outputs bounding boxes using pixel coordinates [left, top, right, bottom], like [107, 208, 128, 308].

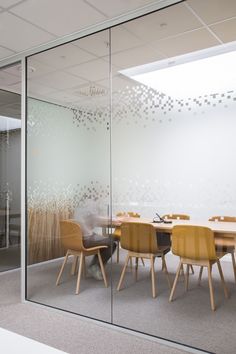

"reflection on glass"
[0, 76, 21, 271]
[26, 29, 112, 321]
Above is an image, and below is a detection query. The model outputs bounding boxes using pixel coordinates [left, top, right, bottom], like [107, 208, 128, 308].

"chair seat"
[155, 246, 170, 257]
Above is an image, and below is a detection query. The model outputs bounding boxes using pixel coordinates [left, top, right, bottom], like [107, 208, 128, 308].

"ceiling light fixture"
[120, 41, 236, 99]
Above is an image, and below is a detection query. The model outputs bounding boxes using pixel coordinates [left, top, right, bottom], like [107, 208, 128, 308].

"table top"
[112, 217, 236, 235]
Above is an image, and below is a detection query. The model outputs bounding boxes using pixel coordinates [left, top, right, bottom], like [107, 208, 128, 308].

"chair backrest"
[209, 216, 236, 222]
[121, 222, 158, 254]
[162, 214, 190, 220]
[60, 220, 84, 251]
[116, 211, 140, 218]
[172, 225, 216, 260]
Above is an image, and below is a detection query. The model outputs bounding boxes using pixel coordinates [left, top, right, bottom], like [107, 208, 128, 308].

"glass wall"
[26, 29, 112, 321]
[0, 63, 21, 271]
[26, 1, 236, 352]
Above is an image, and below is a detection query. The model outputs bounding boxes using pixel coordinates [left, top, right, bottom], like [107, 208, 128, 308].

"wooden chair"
[162, 214, 194, 275]
[113, 211, 141, 264]
[169, 225, 229, 311]
[207, 216, 236, 283]
[117, 222, 171, 298]
[56, 220, 108, 294]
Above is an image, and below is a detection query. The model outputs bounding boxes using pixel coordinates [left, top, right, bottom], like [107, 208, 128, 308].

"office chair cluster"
[56, 213, 236, 311]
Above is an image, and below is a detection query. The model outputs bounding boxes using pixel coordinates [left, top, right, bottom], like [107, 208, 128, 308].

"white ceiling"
[0, 0, 236, 109]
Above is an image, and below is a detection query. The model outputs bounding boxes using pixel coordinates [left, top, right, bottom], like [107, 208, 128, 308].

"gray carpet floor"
[26, 250, 236, 354]
[0, 269, 193, 354]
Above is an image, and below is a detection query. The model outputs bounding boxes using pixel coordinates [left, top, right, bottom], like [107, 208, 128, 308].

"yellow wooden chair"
[117, 222, 171, 298]
[207, 216, 236, 283]
[169, 225, 229, 311]
[56, 220, 108, 294]
[162, 214, 194, 275]
[113, 211, 141, 264]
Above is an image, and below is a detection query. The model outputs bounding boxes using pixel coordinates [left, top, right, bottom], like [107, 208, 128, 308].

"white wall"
[112, 84, 236, 220]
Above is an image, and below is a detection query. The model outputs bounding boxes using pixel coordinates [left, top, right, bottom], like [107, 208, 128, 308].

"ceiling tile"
[27, 81, 55, 96]
[66, 58, 109, 82]
[3, 81, 21, 94]
[86, 0, 154, 18]
[151, 28, 219, 57]
[210, 18, 236, 43]
[124, 2, 203, 42]
[11, 0, 106, 37]
[0, 70, 21, 87]
[0, 45, 15, 59]
[33, 43, 96, 70]
[111, 26, 144, 53]
[110, 45, 165, 69]
[0, 12, 55, 51]
[187, 0, 236, 25]
[0, 0, 22, 8]
[98, 74, 136, 93]
[27, 58, 58, 78]
[75, 30, 110, 57]
[32, 70, 87, 90]
[2, 62, 21, 78]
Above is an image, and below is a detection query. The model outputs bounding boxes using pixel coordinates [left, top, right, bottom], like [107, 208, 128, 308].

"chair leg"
[185, 264, 190, 291]
[198, 266, 203, 286]
[169, 261, 182, 302]
[56, 250, 69, 286]
[150, 255, 156, 298]
[83, 256, 86, 278]
[190, 265, 194, 274]
[180, 263, 184, 276]
[207, 263, 215, 311]
[135, 257, 138, 282]
[162, 255, 171, 289]
[217, 259, 229, 299]
[76, 253, 84, 295]
[230, 251, 236, 283]
[98, 250, 108, 288]
[71, 255, 78, 275]
[141, 258, 145, 266]
[116, 240, 120, 263]
[129, 257, 133, 269]
[117, 253, 130, 291]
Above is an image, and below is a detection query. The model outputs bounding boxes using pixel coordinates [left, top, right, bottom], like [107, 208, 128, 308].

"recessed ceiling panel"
[110, 44, 165, 69]
[151, 28, 219, 57]
[31, 70, 87, 91]
[11, 0, 106, 36]
[0, 12, 55, 51]
[35, 44, 96, 70]
[187, 0, 236, 25]
[65, 58, 110, 82]
[210, 18, 236, 43]
[0, 45, 15, 59]
[86, 0, 156, 17]
[124, 2, 203, 42]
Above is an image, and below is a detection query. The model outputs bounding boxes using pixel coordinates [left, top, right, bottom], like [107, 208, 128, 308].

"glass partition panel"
[111, 2, 236, 353]
[0, 63, 21, 271]
[26, 30, 112, 321]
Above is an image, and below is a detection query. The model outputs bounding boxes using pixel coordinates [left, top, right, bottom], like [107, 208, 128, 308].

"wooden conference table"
[109, 217, 236, 243]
